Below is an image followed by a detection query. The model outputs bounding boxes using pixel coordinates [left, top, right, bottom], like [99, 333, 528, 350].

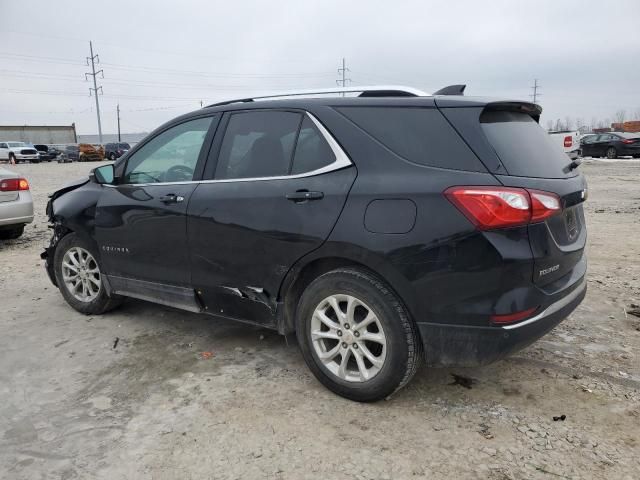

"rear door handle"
[286, 190, 324, 202]
[159, 194, 184, 204]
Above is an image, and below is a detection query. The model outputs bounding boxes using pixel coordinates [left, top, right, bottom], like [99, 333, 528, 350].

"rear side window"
[480, 110, 571, 178]
[215, 111, 302, 179]
[337, 107, 485, 171]
[291, 117, 335, 175]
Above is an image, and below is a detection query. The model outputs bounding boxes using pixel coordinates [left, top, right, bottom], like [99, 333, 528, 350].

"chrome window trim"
[107, 112, 352, 188]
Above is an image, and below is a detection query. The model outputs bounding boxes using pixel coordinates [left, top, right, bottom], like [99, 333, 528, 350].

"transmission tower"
[337, 58, 351, 96]
[530, 78, 541, 104]
[86, 41, 104, 143]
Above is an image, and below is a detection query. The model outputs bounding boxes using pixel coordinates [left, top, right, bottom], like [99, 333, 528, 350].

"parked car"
[104, 142, 131, 160]
[0, 166, 33, 239]
[580, 132, 640, 159]
[0, 141, 40, 163]
[34, 144, 61, 162]
[79, 144, 104, 162]
[42, 86, 587, 402]
[59, 145, 80, 162]
[548, 130, 581, 159]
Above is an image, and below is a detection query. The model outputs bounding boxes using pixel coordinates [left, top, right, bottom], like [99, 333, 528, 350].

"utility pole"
[337, 57, 351, 96]
[530, 78, 541, 104]
[85, 41, 104, 143]
[117, 104, 121, 142]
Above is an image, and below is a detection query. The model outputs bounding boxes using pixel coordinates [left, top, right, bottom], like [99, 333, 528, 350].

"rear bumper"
[418, 276, 586, 367]
[0, 192, 34, 227]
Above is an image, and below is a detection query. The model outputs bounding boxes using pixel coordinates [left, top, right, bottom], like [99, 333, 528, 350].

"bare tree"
[545, 119, 554, 131]
[633, 108, 640, 120]
[614, 109, 626, 124]
[590, 117, 598, 132]
[564, 116, 573, 130]
[554, 118, 563, 131]
[575, 117, 587, 133]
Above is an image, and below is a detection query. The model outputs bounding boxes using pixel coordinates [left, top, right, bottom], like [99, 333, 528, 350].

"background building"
[0, 124, 77, 143]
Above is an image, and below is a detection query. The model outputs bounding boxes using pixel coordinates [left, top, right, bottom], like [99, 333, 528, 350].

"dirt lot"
[1, 159, 639, 480]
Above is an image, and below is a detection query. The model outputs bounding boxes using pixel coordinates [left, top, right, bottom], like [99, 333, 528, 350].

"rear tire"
[295, 267, 422, 402]
[0, 225, 24, 239]
[606, 147, 617, 159]
[109, 152, 117, 160]
[54, 233, 123, 315]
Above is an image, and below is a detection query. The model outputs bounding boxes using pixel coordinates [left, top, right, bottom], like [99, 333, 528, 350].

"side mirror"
[91, 164, 115, 184]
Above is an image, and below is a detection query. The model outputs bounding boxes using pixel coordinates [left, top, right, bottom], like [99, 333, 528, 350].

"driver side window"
[124, 116, 214, 184]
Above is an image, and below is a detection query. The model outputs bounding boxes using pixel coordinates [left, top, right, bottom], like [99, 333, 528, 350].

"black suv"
[34, 144, 60, 162]
[104, 142, 131, 160]
[42, 86, 587, 402]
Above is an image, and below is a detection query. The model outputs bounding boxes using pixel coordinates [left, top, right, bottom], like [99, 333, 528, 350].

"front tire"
[606, 147, 617, 159]
[296, 268, 422, 402]
[0, 225, 24, 240]
[109, 152, 117, 160]
[54, 233, 123, 315]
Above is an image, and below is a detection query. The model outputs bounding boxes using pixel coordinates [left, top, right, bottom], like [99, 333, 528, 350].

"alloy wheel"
[62, 247, 101, 302]
[310, 294, 387, 382]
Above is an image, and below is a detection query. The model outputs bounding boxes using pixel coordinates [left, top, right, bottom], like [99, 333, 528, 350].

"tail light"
[563, 136, 572, 148]
[621, 139, 636, 144]
[444, 186, 561, 230]
[0, 178, 29, 192]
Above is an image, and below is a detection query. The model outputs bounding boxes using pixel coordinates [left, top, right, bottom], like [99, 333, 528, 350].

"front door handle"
[286, 190, 324, 203]
[159, 194, 184, 204]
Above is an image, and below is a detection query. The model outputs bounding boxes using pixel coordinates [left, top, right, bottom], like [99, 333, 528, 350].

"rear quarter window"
[336, 107, 486, 172]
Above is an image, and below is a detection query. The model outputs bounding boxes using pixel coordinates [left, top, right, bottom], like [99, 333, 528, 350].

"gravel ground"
[0, 159, 639, 480]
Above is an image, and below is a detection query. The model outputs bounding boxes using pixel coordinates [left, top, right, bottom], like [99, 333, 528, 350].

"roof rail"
[206, 85, 430, 107]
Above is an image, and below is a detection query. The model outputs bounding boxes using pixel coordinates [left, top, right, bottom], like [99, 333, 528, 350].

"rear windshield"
[118, 143, 130, 149]
[481, 110, 572, 178]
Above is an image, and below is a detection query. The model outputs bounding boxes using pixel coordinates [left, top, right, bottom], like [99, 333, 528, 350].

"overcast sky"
[1, 0, 639, 134]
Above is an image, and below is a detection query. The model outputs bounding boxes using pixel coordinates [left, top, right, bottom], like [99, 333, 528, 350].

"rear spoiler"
[483, 101, 542, 123]
[433, 84, 466, 96]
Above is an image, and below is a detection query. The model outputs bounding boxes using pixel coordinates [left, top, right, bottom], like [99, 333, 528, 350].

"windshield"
[118, 143, 130, 149]
[8, 142, 26, 147]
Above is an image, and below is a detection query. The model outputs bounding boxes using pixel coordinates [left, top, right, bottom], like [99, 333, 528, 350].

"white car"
[0, 167, 34, 239]
[0, 141, 40, 163]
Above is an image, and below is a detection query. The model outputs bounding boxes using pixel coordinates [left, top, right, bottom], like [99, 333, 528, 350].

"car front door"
[95, 115, 218, 290]
[187, 109, 356, 325]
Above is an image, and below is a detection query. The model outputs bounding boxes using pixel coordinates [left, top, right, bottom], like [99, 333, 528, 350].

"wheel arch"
[276, 247, 418, 335]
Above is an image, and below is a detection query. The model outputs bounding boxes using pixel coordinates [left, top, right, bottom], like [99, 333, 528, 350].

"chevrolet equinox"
[42, 86, 587, 402]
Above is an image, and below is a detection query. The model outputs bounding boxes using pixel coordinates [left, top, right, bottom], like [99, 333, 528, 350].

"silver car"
[0, 167, 34, 239]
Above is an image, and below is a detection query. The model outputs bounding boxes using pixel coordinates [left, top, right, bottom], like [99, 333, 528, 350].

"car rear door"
[95, 115, 218, 289]
[595, 134, 612, 156]
[187, 109, 356, 325]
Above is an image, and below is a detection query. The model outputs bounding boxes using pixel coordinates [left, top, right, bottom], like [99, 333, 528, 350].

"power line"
[530, 78, 541, 104]
[336, 58, 351, 96]
[86, 41, 104, 143]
